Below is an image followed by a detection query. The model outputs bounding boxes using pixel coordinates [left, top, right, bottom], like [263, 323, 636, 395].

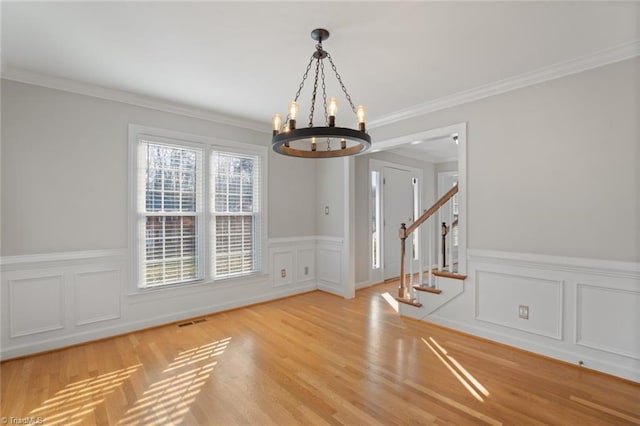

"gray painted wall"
[1, 79, 317, 255]
[370, 58, 639, 262]
[316, 158, 344, 237]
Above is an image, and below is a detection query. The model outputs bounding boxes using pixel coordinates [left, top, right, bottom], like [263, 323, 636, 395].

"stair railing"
[398, 184, 458, 301]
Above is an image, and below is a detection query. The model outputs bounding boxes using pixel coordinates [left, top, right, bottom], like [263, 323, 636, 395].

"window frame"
[210, 149, 263, 279]
[128, 124, 267, 292]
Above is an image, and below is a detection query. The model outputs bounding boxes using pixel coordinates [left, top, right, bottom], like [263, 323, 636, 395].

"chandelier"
[271, 28, 371, 158]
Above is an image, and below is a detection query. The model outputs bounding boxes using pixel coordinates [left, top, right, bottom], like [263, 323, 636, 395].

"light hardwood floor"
[1, 282, 639, 425]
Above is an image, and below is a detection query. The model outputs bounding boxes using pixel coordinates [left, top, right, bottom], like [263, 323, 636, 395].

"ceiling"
[392, 136, 459, 164]
[2, 1, 638, 138]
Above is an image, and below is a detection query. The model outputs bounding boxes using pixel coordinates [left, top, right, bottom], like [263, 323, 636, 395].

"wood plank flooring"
[1, 282, 639, 425]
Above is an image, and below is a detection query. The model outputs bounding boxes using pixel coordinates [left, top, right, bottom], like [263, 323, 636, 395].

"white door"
[383, 167, 413, 280]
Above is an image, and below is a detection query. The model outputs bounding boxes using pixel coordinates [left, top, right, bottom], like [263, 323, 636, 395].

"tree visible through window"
[133, 126, 264, 289]
[212, 152, 260, 278]
[142, 142, 202, 287]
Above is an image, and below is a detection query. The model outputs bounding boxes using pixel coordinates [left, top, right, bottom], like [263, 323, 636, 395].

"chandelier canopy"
[271, 28, 371, 158]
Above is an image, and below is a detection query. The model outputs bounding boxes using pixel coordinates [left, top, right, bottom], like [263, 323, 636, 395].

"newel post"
[398, 223, 408, 299]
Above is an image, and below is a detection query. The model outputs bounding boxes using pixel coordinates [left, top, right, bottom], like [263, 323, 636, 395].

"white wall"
[374, 58, 640, 381]
[268, 151, 317, 238]
[0, 80, 319, 359]
[315, 158, 344, 237]
[370, 58, 639, 263]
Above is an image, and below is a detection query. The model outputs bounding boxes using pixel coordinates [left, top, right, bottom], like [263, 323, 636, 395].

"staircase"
[395, 184, 466, 319]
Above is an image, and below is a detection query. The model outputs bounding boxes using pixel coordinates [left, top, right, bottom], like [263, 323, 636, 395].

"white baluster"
[418, 223, 424, 287]
[428, 216, 434, 288]
[448, 199, 453, 273]
[437, 207, 443, 272]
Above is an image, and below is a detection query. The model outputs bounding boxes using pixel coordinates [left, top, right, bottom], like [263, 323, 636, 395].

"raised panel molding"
[271, 250, 294, 288]
[475, 271, 563, 340]
[464, 250, 640, 382]
[74, 268, 122, 326]
[317, 248, 342, 285]
[268, 237, 317, 289]
[9, 274, 65, 337]
[576, 284, 640, 360]
[297, 248, 315, 283]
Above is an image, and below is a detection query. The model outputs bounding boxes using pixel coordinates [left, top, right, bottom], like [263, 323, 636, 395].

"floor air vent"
[178, 318, 207, 327]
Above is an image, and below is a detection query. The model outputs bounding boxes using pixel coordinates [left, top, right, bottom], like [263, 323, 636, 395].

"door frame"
[364, 122, 468, 284]
[369, 159, 424, 284]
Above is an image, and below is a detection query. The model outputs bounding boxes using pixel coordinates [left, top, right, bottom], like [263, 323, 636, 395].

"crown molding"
[3, 40, 638, 132]
[1, 66, 270, 133]
[369, 40, 640, 129]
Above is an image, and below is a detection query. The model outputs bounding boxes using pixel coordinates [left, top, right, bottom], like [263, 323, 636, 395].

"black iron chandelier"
[271, 28, 371, 158]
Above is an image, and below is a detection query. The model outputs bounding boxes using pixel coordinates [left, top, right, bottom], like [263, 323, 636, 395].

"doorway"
[382, 166, 414, 280]
[362, 122, 467, 286]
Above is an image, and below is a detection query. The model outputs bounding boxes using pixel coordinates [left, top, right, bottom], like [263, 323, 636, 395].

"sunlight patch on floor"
[381, 292, 399, 312]
[422, 337, 489, 402]
[117, 337, 231, 425]
[29, 364, 141, 425]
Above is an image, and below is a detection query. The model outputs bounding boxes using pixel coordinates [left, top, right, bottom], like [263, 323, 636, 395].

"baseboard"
[425, 315, 640, 383]
[1, 283, 316, 361]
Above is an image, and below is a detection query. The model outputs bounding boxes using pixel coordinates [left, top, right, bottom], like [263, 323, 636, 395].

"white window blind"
[211, 151, 262, 278]
[132, 125, 265, 290]
[138, 141, 203, 287]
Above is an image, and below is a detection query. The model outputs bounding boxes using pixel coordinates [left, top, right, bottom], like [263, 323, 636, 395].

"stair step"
[395, 297, 422, 308]
[432, 269, 467, 280]
[413, 285, 442, 294]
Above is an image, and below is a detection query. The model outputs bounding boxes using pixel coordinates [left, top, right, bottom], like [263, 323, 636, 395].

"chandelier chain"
[293, 54, 315, 103]
[271, 29, 371, 158]
[327, 53, 356, 113]
[308, 57, 321, 127]
[321, 61, 328, 126]
[321, 61, 331, 150]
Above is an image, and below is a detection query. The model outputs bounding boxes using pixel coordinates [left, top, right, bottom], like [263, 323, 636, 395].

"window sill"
[127, 272, 270, 301]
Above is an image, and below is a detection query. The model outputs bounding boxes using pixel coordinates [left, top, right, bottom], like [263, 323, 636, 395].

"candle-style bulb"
[272, 114, 282, 135]
[311, 137, 317, 152]
[289, 101, 299, 120]
[356, 105, 366, 132]
[328, 97, 338, 127]
[289, 101, 299, 130]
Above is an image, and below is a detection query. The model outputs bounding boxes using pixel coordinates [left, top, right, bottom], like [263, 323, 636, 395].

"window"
[131, 125, 265, 289]
[211, 152, 261, 278]
[371, 170, 380, 269]
[139, 142, 203, 287]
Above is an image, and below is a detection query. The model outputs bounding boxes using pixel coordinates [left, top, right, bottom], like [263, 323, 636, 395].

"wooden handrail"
[404, 184, 458, 236]
[398, 183, 459, 301]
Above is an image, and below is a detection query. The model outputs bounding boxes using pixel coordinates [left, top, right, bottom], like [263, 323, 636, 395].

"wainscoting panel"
[268, 237, 317, 289]
[576, 284, 640, 360]
[317, 240, 343, 295]
[271, 250, 294, 288]
[1, 244, 319, 360]
[9, 273, 65, 338]
[476, 271, 563, 339]
[297, 248, 315, 283]
[74, 268, 122, 326]
[432, 249, 640, 382]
